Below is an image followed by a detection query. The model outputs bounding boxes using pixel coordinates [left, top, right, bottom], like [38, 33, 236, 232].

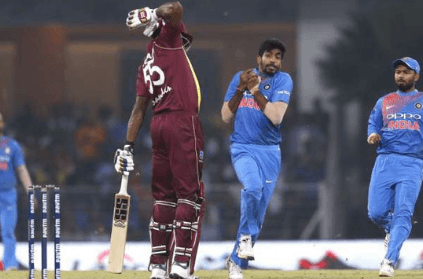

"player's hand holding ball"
[367, 133, 381, 144]
[247, 74, 261, 94]
[114, 144, 135, 175]
[238, 69, 254, 91]
[126, 7, 158, 30]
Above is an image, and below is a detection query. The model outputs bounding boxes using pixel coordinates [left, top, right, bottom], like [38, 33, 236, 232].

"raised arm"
[126, 1, 183, 33]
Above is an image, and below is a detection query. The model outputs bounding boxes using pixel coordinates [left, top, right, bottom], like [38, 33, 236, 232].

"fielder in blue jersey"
[367, 57, 423, 277]
[221, 38, 293, 279]
[0, 112, 33, 270]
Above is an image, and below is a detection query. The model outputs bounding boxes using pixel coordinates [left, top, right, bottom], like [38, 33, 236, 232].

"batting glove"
[126, 7, 158, 30]
[114, 146, 134, 175]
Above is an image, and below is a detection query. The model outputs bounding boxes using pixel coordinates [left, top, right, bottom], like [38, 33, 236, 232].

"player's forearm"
[17, 165, 32, 192]
[126, 110, 144, 144]
[221, 102, 234, 123]
[156, 1, 183, 27]
[252, 88, 268, 111]
[263, 102, 285, 125]
[126, 97, 149, 143]
[228, 88, 244, 113]
[250, 87, 287, 125]
[222, 88, 244, 123]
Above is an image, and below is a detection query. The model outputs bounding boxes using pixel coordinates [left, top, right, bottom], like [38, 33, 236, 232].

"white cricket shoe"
[226, 257, 243, 279]
[237, 235, 254, 260]
[379, 259, 394, 277]
[384, 233, 390, 251]
[150, 263, 168, 279]
[169, 261, 190, 279]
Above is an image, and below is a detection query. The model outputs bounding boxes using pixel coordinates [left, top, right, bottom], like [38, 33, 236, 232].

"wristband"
[124, 140, 135, 154]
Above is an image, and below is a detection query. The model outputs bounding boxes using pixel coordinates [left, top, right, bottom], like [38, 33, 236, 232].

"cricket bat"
[107, 174, 131, 273]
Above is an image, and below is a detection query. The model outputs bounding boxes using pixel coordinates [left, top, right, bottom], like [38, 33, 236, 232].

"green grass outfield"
[4, 270, 423, 279]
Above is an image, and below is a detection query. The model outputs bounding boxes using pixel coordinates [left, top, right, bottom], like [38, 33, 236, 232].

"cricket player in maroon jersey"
[114, 2, 205, 279]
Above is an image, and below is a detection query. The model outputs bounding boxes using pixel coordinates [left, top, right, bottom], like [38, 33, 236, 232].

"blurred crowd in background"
[6, 0, 420, 244]
[5, 100, 329, 242]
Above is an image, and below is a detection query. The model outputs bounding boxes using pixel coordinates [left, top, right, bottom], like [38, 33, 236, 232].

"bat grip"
[119, 174, 129, 195]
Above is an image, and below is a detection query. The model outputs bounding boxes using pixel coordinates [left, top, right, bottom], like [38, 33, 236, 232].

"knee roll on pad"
[152, 200, 177, 223]
[174, 199, 201, 222]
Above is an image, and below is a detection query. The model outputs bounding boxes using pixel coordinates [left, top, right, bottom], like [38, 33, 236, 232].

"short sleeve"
[13, 142, 25, 168]
[368, 97, 383, 136]
[136, 65, 149, 98]
[270, 73, 293, 104]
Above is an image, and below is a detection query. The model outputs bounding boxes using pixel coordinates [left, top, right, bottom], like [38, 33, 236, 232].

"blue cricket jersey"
[368, 89, 423, 159]
[224, 68, 293, 145]
[0, 136, 25, 190]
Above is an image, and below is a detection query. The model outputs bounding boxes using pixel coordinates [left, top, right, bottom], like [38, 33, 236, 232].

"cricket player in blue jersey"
[0, 112, 33, 270]
[221, 38, 293, 279]
[367, 57, 423, 277]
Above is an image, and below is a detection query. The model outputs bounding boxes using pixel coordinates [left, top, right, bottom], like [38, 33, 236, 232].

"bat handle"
[119, 174, 129, 195]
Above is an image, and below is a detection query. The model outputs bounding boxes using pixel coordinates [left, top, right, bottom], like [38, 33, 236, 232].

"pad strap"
[155, 200, 177, 208]
[175, 246, 193, 257]
[151, 245, 167, 255]
[173, 220, 199, 231]
[178, 199, 201, 211]
[149, 218, 174, 232]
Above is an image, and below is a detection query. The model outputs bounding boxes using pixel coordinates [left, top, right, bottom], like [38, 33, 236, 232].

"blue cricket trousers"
[0, 188, 18, 269]
[368, 153, 423, 265]
[229, 143, 281, 268]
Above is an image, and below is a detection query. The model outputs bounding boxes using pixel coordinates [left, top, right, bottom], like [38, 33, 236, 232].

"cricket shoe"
[226, 257, 243, 279]
[379, 259, 394, 277]
[169, 261, 190, 279]
[150, 263, 168, 279]
[237, 235, 254, 260]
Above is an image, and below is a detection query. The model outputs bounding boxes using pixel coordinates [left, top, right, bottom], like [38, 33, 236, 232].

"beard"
[396, 80, 414, 92]
[262, 64, 279, 76]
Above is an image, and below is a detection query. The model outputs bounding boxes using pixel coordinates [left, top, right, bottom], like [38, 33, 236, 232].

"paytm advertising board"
[2, 240, 423, 271]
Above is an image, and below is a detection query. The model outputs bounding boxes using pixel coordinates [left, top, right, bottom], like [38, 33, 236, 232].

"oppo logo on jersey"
[387, 113, 421, 120]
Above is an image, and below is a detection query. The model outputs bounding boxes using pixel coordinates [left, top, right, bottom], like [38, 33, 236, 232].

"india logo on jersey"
[238, 97, 260, 111]
[0, 162, 7, 170]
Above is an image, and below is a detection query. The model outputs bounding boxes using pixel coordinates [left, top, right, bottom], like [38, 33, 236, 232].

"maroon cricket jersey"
[136, 20, 201, 115]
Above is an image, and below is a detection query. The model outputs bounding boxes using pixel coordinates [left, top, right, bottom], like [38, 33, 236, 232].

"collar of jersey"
[396, 89, 418, 96]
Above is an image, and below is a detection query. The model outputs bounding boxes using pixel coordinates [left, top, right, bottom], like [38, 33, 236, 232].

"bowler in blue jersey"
[221, 38, 293, 279]
[367, 57, 423, 277]
[0, 112, 33, 270]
